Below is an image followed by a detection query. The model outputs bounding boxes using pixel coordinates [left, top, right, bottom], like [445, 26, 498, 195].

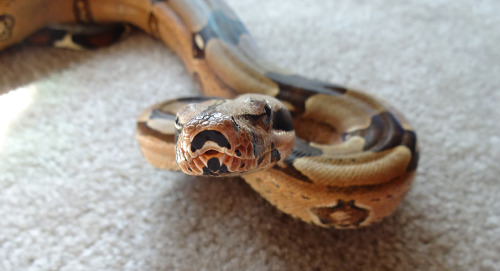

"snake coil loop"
[0, 0, 418, 229]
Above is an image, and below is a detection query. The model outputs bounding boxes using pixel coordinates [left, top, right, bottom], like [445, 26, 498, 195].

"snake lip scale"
[1, 0, 419, 229]
[180, 146, 280, 177]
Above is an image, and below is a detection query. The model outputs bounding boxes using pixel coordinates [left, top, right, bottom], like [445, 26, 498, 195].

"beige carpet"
[1, 0, 499, 270]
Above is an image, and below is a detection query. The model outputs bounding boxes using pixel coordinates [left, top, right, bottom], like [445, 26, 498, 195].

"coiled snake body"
[1, 0, 418, 229]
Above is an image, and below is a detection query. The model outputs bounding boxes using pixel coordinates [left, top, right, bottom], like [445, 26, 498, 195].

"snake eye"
[261, 103, 272, 128]
[175, 116, 182, 131]
[264, 103, 272, 119]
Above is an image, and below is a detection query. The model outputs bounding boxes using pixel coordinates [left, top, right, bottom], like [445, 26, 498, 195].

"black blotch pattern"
[207, 157, 220, 171]
[202, 167, 211, 175]
[264, 103, 272, 119]
[71, 24, 128, 49]
[402, 131, 419, 172]
[29, 23, 127, 49]
[24, 28, 65, 46]
[235, 150, 241, 157]
[202, 157, 231, 176]
[272, 108, 294, 132]
[270, 149, 281, 162]
[266, 72, 347, 116]
[344, 112, 419, 172]
[311, 200, 369, 228]
[291, 138, 322, 157]
[273, 138, 322, 183]
[191, 130, 231, 153]
[192, 10, 248, 58]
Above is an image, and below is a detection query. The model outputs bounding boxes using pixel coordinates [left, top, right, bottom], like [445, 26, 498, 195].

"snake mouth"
[203, 150, 219, 155]
[177, 142, 283, 177]
[178, 148, 255, 176]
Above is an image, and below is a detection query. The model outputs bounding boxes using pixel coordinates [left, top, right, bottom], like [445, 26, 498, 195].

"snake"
[1, 0, 418, 229]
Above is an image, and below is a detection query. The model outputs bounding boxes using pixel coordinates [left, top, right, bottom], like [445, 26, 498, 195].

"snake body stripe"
[0, 0, 419, 229]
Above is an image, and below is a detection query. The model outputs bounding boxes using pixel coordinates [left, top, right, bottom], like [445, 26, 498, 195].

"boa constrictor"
[0, 0, 419, 229]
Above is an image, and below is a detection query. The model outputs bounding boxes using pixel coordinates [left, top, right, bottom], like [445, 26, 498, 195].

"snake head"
[175, 94, 295, 177]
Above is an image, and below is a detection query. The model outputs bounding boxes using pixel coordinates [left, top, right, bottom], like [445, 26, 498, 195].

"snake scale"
[1, 0, 418, 229]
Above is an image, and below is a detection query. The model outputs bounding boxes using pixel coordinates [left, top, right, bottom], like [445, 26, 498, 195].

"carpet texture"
[1, 0, 499, 270]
